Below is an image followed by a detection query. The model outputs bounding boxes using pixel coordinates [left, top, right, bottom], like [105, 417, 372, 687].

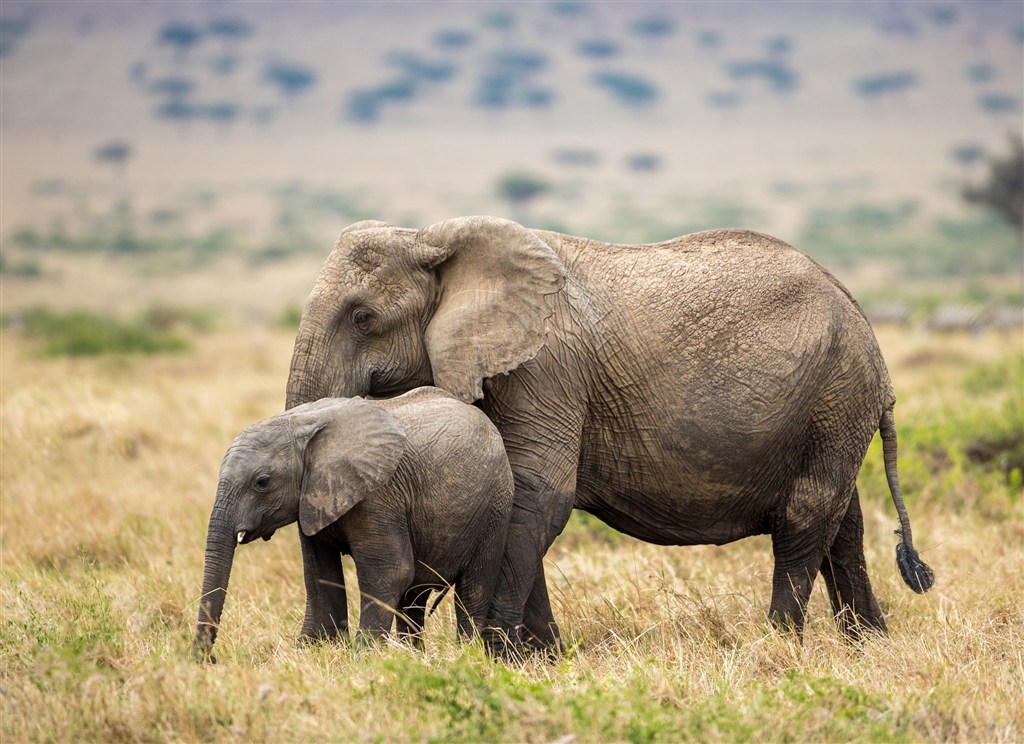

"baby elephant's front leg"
[354, 544, 415, 642]
[298, 533, 348, 644]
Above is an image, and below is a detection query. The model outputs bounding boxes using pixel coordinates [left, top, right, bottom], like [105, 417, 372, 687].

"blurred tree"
[149, 76, 195, 98]
[156, 100, 198, 125]
[593, 72, 659, 108]
[497, 172, 550, 212]
[697, 30, 722, 50]
[707, 90, 741, 109]
[94, 141, 133, 176]
[387, 52, 456, 84]
[477, 73, 515, 109]
[158, 22, 203, 61]
[631, 16, 674, 40]
[208, 17, 252, 42]
[210, 55, 239, 76]
[853, 71, 919, 101]
[962, 135, 1023, 233]
[263, 61, 317, 98]
[482, 11, 515, 33]
[552, 148, 599, 167]
[966, 62, 995, 84]
[345, 79, 419, 124]
[627, 153, 662, 173]
[550, 1, 587, 18]
[0, 18, 31, 57]
[434, 28, 475, 50]
[491, 49, 548, 75]
[203, 102, 240, 127]
[474, 50, 550, 111]
[766, 36, 792, 56]
[924, 5, 959, 27]
[130, 61, 147, 85]
[524, 88, 555, 109]
[977, 93, 1019, 117]
[727, 60, 798, 93]
[950, 143, 984, 172]
[577, 39, 619, 60]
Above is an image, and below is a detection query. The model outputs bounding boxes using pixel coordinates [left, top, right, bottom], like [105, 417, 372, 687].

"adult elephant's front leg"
[522, 562, 560, 653]
[485, 434, 580, 659]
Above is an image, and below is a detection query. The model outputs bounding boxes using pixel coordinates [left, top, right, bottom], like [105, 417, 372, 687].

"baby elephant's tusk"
[237, 530, 246, 544]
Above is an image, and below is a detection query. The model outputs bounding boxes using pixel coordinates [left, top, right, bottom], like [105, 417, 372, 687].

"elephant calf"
[193, 387, 514, 662]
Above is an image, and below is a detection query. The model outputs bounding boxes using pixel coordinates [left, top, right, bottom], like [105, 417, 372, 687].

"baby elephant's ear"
[294, 399, 407, 536]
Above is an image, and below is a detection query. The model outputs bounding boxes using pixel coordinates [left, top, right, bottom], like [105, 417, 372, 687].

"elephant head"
[192, 398, 407, 662]
[285, 216, 567, 408]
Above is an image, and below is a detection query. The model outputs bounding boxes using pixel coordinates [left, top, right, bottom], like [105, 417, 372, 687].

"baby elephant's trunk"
[193, 510, 238, 663]
[880, 409, 935, 593]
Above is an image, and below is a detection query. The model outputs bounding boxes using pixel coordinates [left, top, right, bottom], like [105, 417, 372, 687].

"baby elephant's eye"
[253, 473, 272, 491]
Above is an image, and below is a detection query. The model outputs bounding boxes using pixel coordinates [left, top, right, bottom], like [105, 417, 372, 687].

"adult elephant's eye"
[253, 473, 272, 491]
[352, 308, 374, 331]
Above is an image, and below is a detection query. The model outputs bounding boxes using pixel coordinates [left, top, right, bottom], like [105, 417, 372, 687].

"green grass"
[4, 307, 192, 356]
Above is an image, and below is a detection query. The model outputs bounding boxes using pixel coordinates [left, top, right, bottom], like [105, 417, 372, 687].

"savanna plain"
[1, 313, 1021, 742]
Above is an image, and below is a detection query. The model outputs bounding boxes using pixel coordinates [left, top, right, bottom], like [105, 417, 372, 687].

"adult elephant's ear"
[292, 399, 407, 536]
[414, 216, 567, 403]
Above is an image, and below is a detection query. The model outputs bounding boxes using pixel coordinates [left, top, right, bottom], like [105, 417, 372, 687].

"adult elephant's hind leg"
[769, 473, 849, 636]
[819, 486, 887, 638]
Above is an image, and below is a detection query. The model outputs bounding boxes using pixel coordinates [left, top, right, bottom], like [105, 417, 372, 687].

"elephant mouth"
[235, 528, 276, 545]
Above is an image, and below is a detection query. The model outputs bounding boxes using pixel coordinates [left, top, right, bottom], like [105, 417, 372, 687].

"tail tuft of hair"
[896, 539, 935, 594]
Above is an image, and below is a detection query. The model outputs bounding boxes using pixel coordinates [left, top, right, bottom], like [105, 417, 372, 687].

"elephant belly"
[574, 467, 773, 546]
[574, 417, 796, 546]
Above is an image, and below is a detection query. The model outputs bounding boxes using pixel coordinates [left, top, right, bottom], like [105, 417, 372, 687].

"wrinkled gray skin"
[286, 216, 934, 656]
[193, 387, 513, 662]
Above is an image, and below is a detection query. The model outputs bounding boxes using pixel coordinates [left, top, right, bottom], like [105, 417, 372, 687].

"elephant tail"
[879, 407, 935, 594]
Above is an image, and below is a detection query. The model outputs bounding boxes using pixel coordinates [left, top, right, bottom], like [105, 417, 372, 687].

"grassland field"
[0, 316, 1022, 742]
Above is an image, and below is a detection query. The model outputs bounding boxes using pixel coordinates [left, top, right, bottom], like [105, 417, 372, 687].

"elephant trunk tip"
[895, 533, 935, 594]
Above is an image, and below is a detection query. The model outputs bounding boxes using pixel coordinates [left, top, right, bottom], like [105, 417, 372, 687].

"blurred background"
[1, 0, 1021, 339]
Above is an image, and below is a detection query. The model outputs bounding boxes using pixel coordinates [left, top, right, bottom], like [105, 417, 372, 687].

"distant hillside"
[1, 1, 1021, 317]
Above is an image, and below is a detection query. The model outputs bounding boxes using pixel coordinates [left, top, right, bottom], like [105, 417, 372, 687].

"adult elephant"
[285, 216, 934, 654]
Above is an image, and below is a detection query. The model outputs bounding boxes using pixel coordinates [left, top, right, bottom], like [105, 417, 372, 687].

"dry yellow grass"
[1, 325, 1021, 742]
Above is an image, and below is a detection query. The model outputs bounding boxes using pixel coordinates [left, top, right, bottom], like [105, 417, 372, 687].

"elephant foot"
[296, 625, 349, 648]
[482, 624, 526, 663]
[767, 608, 806, 640]
[521, 623, 563, 659]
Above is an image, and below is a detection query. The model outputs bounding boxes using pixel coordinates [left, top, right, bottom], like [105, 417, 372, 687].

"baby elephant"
[193, 387, 513, 662]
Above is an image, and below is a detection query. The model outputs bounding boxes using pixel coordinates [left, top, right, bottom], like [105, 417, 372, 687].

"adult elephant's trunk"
[286, 314, 342, 409]
[287, 321, 325, 410]
[286, 311, 366, 409]
[192, 506, 237, 663]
